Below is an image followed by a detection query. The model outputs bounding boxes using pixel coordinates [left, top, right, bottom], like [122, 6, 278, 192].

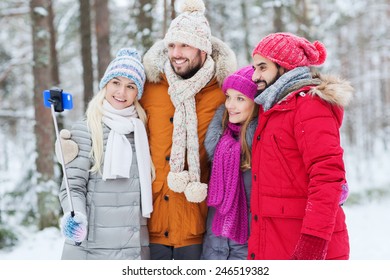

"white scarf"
[164, 55, 215, 202]
[102, 100, 152, 218]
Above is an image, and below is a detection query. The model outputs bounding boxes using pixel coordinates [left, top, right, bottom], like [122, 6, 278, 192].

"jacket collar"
[308, 73, 354, 107]
[264, 73, 354, 113]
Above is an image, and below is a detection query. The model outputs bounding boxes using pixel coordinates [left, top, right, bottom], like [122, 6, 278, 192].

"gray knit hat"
[164, 0, 212, 55]
[99, 48, 146, 99]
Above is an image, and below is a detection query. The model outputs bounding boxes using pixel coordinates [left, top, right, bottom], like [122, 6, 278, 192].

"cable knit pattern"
[252, 32, 327, 70]
[207, 123, 248, 244]
[165, 55, 215, 203]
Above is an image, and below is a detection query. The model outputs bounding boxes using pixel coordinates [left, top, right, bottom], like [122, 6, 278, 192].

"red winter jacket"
[248, 74, 353, 260]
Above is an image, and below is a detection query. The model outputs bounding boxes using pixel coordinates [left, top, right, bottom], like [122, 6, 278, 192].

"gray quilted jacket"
[59, 120, 150, 260]
[201, 105, 257, 260]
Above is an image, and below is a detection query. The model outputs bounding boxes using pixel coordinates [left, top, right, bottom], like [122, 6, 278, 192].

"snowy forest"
[0, 0, 389, 256]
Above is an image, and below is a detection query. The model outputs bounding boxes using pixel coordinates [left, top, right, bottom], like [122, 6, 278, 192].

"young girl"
[201, 65, 259, 259]
[58, 48, 153, 260]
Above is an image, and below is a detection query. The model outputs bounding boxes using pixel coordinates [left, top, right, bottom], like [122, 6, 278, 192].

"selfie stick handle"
[49, 103, 75, 218]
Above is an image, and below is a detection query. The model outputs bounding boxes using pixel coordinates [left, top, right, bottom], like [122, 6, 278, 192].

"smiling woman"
[201, 65, 259, 260]
[225, 89, 255, 125]
[55, 48, 154, 260]
[105, 77, 138, 110]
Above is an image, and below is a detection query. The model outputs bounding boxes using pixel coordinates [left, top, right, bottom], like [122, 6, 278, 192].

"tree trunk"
[48, 0, 65, 134]
[48, 0, 59, 87]
[30, 0, 54, 181]
[94, 0, 111, 81]
[273, 6, 284, 32]
[170, 0, 176, 20]
[79, 0, 94, 110]
[30, 0, 59, 229]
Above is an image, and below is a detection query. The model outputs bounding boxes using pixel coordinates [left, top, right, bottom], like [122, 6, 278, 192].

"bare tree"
[47, 0, 66, 136]
[30, 0, 59, 229]
[170, 0, 176, 20]
[94, 0, 111, 81]
[48, 0, 59, 86]
[30, 0, 54, 181]
[273, 5, 284, 32]
[79, 0, 94, 111]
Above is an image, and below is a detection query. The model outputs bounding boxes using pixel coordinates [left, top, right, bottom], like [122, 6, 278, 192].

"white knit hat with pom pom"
[164, 0, 212, 55]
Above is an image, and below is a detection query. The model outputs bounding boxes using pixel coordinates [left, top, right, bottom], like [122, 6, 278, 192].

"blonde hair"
[86, 88, 155, 180]
[221, 104, 259, 171]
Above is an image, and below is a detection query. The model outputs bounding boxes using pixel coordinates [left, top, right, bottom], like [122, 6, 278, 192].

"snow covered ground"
[0, 194, 389, 260]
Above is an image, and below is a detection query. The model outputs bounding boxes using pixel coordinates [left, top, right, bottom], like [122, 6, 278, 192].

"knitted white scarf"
[102, 100, 153, 218]
[164, 55, 215, 203]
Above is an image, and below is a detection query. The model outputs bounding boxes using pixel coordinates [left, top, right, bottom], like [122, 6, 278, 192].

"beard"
[178, 64, 201, 79]
[256, 71, 282, 96]
[170, 50, 203, 79]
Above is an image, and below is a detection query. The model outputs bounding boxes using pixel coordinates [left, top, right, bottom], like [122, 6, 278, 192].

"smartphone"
[43, 89, 73, 111]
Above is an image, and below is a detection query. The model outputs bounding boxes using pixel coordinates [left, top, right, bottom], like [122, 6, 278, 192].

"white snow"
[0, 195, 389, 260]
[33, 7, 48, 17]
[0, 227, 62, 260]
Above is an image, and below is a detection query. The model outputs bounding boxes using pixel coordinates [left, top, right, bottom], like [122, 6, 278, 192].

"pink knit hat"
[252, 32, 327, 70]
[222, 65, 257, 100]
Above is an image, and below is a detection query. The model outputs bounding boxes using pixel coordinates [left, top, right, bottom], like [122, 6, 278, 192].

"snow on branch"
[0, 7, 29, 18]
[33, 7, 48, 17]
[0, 110, 33, 120]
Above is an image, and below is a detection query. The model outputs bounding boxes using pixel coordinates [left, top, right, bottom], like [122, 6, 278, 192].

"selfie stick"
[47, 89, 81, 246]
[49, 105, 75, 217]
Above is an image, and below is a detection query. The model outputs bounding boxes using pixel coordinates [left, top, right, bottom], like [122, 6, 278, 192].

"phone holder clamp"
[47, 88, 64, 112]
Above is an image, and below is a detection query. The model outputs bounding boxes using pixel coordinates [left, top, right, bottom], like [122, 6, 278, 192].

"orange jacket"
[140, 74, 226, 247]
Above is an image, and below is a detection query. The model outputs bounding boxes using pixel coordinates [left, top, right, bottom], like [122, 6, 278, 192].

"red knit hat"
[222, 65, 257, 100]
[252, 32, 327, 70]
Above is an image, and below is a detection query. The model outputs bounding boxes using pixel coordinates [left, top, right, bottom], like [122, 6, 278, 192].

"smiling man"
[139, 0, 236, 260]
[248, 33, 353, 260]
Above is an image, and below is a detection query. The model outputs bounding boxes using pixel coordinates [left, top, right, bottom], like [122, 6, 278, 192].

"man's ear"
[200, 50, 207, 64]
[279, 67, 287, 75]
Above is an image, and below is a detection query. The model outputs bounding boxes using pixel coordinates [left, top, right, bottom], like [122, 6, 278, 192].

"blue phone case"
[43, 90, 73, 110]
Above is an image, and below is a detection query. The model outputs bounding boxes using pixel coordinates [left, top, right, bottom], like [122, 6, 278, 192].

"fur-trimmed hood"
[309, 73, 354, 107]
[142, 36, 237, 86]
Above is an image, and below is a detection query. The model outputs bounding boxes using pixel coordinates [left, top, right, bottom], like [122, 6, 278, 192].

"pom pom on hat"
[164, 0, 212, 55]
[179, 0, 205, 13]
[222, 65, 257, 100]
[252, 32, 327, 70]
[99, 48, 146, 99]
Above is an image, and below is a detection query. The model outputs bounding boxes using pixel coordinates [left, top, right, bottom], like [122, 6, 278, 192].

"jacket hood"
[143, 36, 237, 86]
[309, 73, 354, 107]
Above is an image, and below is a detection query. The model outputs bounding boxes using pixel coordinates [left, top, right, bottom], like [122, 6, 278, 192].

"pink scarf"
[207, 122, 248, 244]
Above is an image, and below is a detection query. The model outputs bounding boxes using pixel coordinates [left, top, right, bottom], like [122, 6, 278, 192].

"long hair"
[221, 104, 259, 171]
[85, 88, 154, 179]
